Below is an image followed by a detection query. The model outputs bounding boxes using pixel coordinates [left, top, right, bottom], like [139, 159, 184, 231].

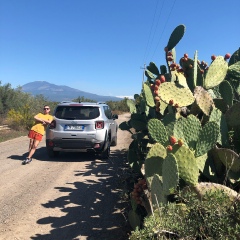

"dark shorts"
[28, 130, 43, 141]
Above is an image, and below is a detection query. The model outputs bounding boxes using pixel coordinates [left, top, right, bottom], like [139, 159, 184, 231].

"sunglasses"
[44, 108, 50, 110]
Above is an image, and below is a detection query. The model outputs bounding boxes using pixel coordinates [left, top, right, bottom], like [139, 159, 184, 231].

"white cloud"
[116, 95, 134, 99]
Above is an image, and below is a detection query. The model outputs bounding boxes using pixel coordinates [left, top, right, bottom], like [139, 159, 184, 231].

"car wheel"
[111, 136, 117, 146]
[101, 136, 110, 159]
[47, 148, 60, 158]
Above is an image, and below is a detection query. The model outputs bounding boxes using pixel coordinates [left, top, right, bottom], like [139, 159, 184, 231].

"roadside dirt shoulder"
[0, 113, 132, 240]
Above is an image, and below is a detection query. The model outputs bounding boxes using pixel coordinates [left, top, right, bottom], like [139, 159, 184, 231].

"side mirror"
[112, 114, 118, 120]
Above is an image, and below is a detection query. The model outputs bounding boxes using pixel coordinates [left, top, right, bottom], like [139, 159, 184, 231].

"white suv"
[46, 101, 118, 159]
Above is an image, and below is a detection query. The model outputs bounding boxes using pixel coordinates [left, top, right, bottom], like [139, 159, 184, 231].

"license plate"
[65, 125, 84, 131]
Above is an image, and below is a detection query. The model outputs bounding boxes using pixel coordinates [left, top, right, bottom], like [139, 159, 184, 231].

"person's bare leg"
[29, 139, 34, 152]
[27, 140, 41, 159]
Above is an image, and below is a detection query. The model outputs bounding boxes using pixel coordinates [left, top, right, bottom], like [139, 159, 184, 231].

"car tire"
[111, 136, 117, 146]
[47, 148, 60, 158]
[100, 135, 110, 159]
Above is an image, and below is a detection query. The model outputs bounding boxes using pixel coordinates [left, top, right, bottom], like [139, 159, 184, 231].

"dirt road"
[0, 113, 132, 240]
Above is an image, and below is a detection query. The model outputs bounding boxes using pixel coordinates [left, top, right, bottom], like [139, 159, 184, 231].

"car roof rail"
[60, 101, 72, 103]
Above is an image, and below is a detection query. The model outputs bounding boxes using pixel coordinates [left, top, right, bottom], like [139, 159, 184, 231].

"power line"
[144, 0, 165, 63]
[150, 0, 177, 60]
[142, 0, 159, 64]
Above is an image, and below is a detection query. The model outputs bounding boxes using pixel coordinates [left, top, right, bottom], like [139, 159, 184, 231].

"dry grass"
[0, 128, 28, 143]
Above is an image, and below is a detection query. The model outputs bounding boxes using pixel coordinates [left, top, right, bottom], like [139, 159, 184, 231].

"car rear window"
[55, 106, 100, 120]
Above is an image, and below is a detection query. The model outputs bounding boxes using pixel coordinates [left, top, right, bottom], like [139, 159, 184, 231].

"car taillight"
[95, 121, 104, 129]
[49, 120, 56, 129]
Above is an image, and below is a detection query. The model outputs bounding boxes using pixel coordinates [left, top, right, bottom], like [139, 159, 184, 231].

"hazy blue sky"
[0, 0, 239, 98]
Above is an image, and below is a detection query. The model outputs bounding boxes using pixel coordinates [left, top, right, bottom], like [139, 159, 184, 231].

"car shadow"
[30, 148, 131, 240]
[8, 146, 99, 162]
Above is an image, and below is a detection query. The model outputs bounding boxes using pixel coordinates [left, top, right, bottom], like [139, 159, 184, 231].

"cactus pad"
[128, 210, 141, 230]
[143, 83, 155, 107]
[174, 114, 201, 150]
[148, 119, 168, 145]
[215, 148, 240, 172]
[127, 99, 136, 114]
[151, 174, 167, 206]
[219, 80, 233, 107]
[193, 182, 240, 202]
[225, 102, 240, 127]
[194, 86, 214, 116]
[195, 121, 219, 157]
[166, 24, 186, 51]
[229, 47, 240, 66]
[204, 56, 228, 89]
[173, 145, 199, 186]
[162, 153, 179, 195]
[159, 82, 195, 107]
[147, 62, 159, 76]
[145, 69, 155, 79]
[131, 113, 147, 131]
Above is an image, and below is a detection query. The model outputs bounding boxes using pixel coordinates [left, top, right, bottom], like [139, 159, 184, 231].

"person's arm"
[34, 114, 48, 125]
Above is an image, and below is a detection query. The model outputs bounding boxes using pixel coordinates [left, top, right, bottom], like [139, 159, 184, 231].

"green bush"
[7, 104, 35, 130]
[130, 190, 240, 239]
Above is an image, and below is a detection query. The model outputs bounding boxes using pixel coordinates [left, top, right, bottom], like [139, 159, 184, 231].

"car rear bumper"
[46, 139, 105, 153]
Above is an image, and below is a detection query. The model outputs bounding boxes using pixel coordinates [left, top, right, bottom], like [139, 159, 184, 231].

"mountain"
[21, 81, 122, 102]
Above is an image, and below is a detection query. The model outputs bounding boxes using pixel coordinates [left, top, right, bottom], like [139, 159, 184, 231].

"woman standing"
[22, 105, 53, 165]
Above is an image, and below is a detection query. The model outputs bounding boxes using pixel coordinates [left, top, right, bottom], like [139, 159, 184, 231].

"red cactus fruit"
[160, 75, 166, 83]
[155, 79, 161, 86]
[167, 52, 173, 56]
[167, 145, 173, 151]
[154, 85, 159, 91]
[174, 103, 179, 108]
[211, 55, 216, 61]
[169, 99, 174, 105]
[169, 136, 177, 145]
[154, 90, 159, 95]
[184, 53, 188, 58]
[178, 139, 184, 146]
[224, 53, 231, 60]
[167, 56, 173, 61]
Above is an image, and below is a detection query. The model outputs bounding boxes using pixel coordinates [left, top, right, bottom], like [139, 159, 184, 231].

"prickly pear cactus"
[204, 56, 228, 89]
[151, 174, 167, 207]
[195, 121, 219, 157]
[127, 99, 136, 114]
[225, 102, 240, 127]
[159, 82, 195, 107]
[166, 24, 186, 51]
[194, 86, 215, 116]
[162, 153, 179, 195]
[148, 119, 168, 146]
[215, 147, 240, 172]
[147, 62, 159, 76]
[209, 108, 229, 147]
[229, 47, 240, 66]
[219, 80, 233, 107]
[172, 145, 199, 186]
[143, 83, 155, 107]
[192, 182, 240, 202]
[128, 209, 141, 230]
[173, 114, 201, 150]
